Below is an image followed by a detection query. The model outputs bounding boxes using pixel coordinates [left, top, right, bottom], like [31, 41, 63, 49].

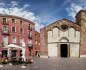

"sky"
[0, 0, 86, 31]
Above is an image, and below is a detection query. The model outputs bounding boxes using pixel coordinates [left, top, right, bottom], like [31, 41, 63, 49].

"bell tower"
[76, 10, 86, 57]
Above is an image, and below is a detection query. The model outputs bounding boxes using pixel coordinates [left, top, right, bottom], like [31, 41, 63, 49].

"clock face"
[61, 25, 68, 30]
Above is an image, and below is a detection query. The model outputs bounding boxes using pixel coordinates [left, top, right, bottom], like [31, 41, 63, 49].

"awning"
[6, 44, 22, 49]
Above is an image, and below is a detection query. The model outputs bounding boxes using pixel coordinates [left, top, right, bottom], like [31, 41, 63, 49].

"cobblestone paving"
[0, 57, 86, 70]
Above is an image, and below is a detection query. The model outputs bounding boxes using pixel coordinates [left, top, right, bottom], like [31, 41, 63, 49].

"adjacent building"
[34, 31, 40, 57]
[0, 14, 35, 59]
[40, 10, 86, 58]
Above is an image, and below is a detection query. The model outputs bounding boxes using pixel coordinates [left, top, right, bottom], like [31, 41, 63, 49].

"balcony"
[2, 43, 8, 47]
[28, 40, 33, 47]
[2, 30, 10, 35]
[28, 28, 32, 31]
[28, 44, 33, 48]
[28, 36, 32, 39]
[1, 22, 9, 25]
[28, 32, 32, 39]
[28, 26, 32, 31]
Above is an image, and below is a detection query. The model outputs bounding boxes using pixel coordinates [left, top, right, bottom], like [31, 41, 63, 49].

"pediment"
[46, 19, 80, 31]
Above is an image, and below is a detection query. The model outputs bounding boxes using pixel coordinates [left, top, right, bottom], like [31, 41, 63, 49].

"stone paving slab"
[0, 58, 86, 70]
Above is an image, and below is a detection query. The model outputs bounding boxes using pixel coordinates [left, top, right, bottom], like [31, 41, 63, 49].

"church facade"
[40, 10, 86, 58]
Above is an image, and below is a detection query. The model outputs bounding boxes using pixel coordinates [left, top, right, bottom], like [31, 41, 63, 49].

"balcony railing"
[28, 40, 33, 47]
[29, 28, 32, 31]
[28, 27, 32, 31]
[28, 44, 33, 47]
[2, 21, 9, 25]
[2, 43, 8, 47]
[28, 36, 32, 39]
[2, 30, 10, 35]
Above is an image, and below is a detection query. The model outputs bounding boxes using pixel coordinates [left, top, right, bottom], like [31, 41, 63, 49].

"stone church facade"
[40, 10, 86, 58]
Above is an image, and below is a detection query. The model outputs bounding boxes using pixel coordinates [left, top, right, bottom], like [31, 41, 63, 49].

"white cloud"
[0, 7, 37, 21]
[23, 4, 30, 8]
[0, 1, 41, 31]
[66, 3, 86, 19]
[35, 23, 45, 31]
[11, 1, 18, 6]
[0, 2, 5, 6]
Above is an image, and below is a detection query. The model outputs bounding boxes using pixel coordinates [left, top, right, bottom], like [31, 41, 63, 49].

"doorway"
[2, 50, 7, 57]
[11, 50, 17, 57]
[60, 44, 68, 57]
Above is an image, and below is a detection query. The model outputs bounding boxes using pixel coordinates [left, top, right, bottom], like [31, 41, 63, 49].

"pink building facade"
[0, 15, 35, 59]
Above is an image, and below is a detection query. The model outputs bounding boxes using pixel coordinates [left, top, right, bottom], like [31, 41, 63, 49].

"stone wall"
[48, 43, 57, 57]
[70, 44, 79, 57]
[40, 27, 48, 57]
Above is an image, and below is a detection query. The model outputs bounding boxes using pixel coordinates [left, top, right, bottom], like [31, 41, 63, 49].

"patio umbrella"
[6, 44, 22, 58]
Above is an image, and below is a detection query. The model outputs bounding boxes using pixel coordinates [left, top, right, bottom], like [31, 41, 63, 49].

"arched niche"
[69, 28, 75, 37]
[59, 37, 69, 42]
[52, 27, 59, 38]
[48, 30, 53, 42]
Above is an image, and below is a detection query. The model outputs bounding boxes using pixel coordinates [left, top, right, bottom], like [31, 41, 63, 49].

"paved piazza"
[0, 57, 86, 70]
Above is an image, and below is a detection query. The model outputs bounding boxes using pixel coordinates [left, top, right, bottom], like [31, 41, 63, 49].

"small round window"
[61, 25, 68, 30]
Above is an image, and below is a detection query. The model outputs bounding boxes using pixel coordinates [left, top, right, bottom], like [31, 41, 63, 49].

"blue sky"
[0, 0, 86, 31]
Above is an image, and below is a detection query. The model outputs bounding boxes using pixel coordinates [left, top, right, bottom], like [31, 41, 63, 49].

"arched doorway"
[59, 37, 69, 57]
